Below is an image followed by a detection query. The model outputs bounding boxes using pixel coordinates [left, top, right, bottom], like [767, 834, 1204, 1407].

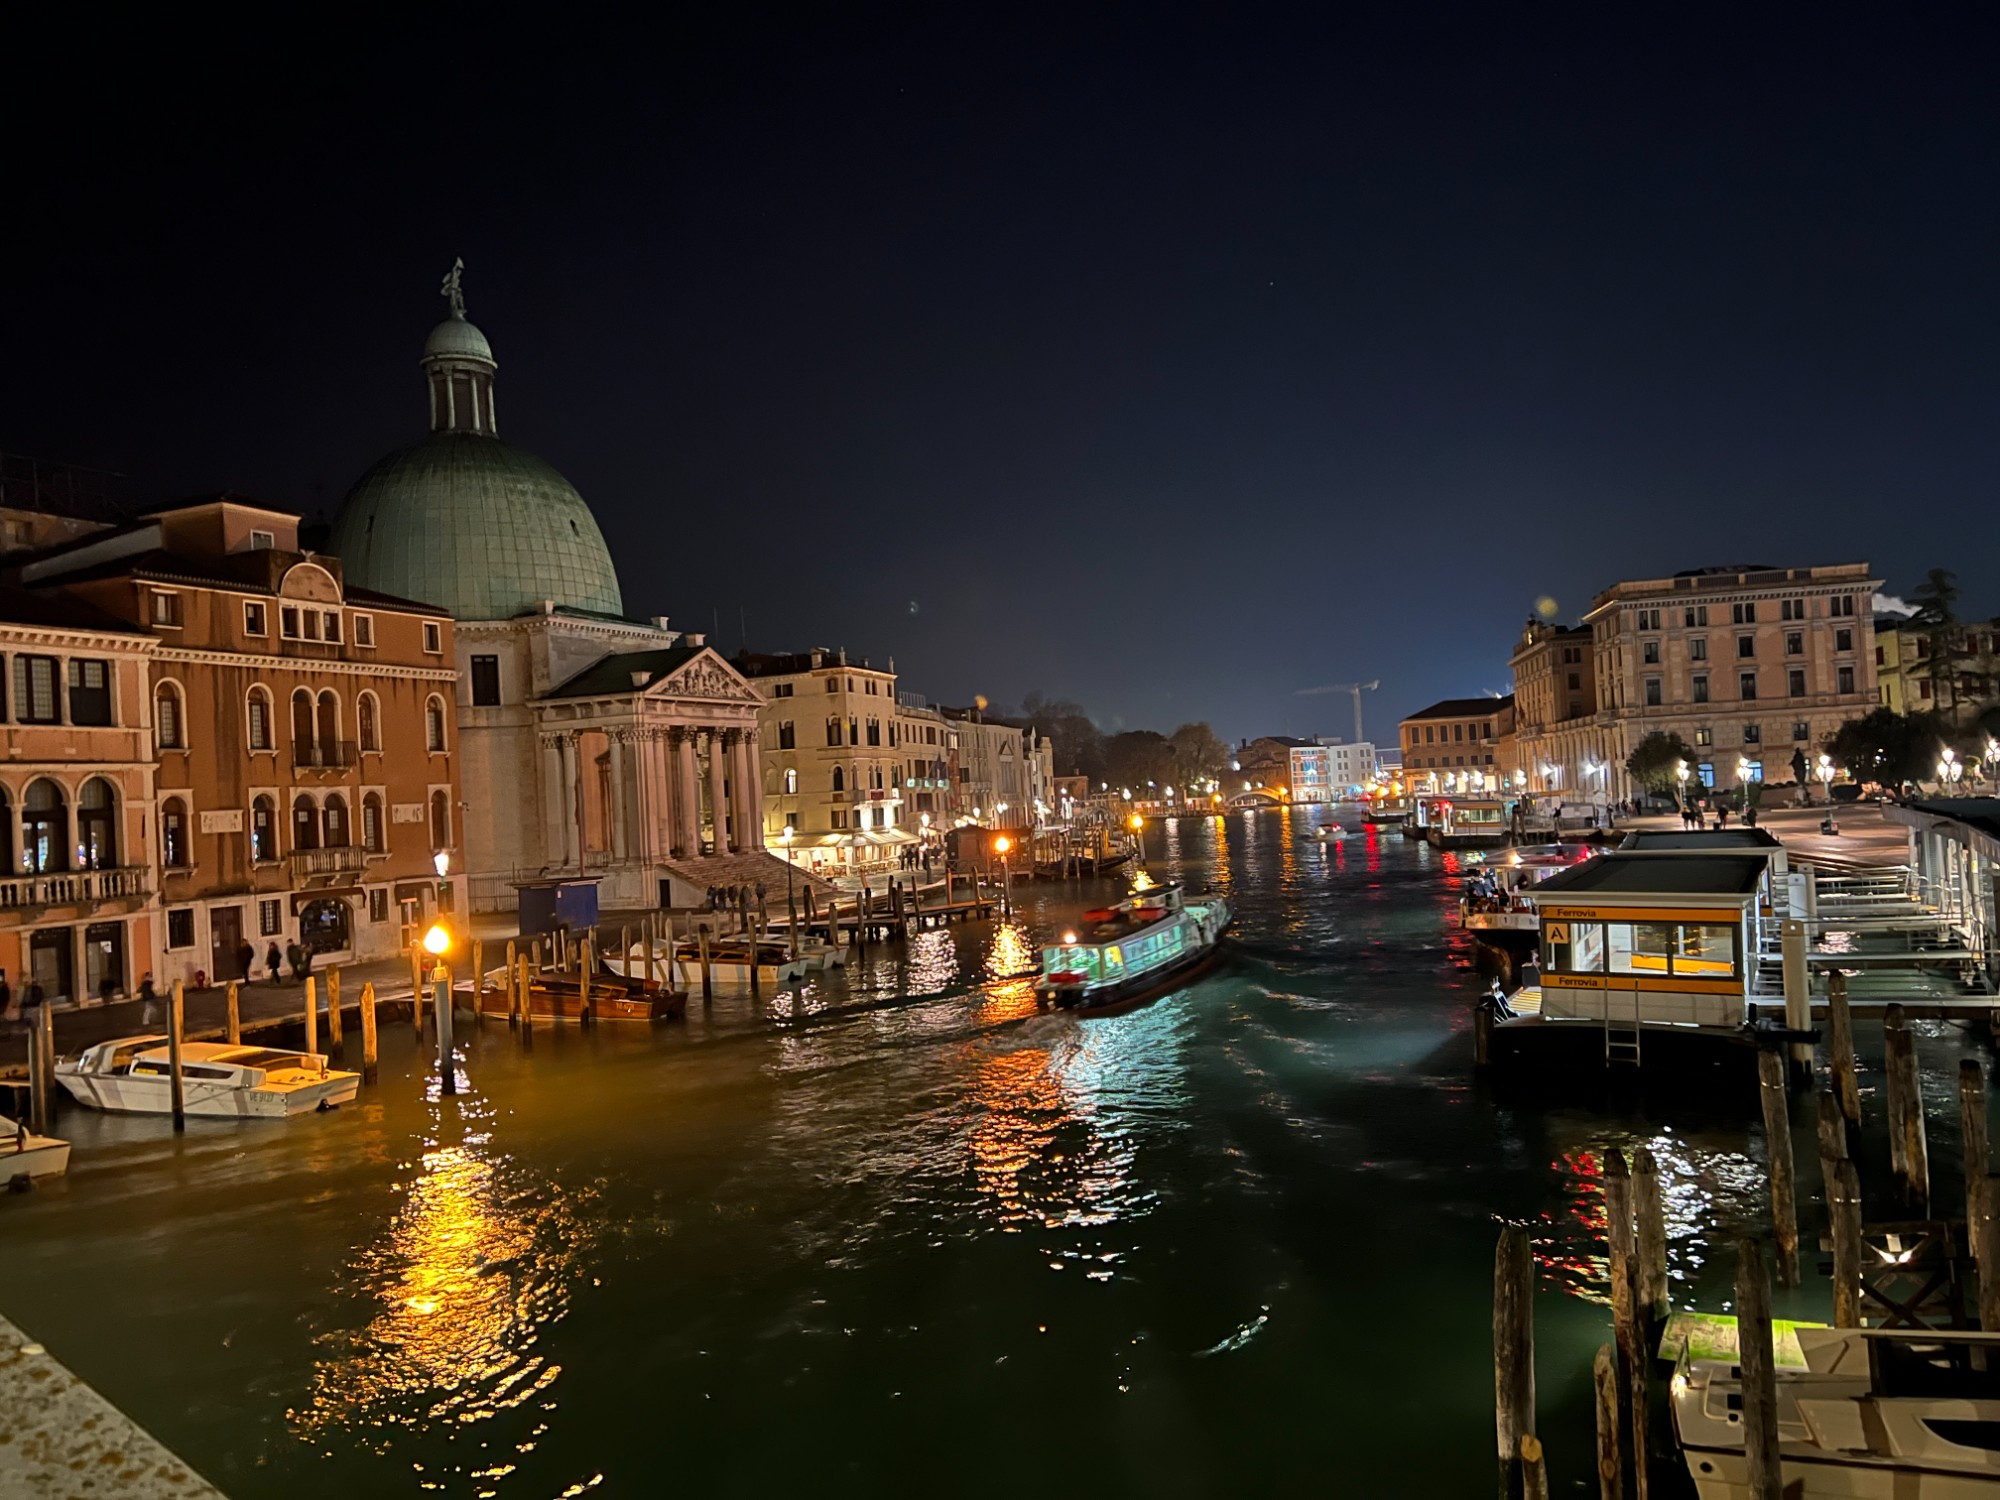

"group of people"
[1676, 802, 1741, 831]
[895, 844, 936, 874]
[704, 882, 768, 916]
[1464, 868, 1529, 915]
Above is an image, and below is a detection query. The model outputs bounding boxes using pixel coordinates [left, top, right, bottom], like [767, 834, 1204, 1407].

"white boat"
[672, 943, 811, 987]
[1307, 825, 1348, 842]
[55, 1036, 359, 1118]
[1674, 1324, 2000, 1497]
[0, 1115, 70, 1185]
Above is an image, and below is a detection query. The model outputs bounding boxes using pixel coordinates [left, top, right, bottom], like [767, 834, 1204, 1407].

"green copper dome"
[330, 434, 624, 620]
[329, 266, 625, 622]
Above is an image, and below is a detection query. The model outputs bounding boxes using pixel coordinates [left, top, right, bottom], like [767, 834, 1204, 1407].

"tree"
[1911, 568, 1969, 717]
[1102, 730, 1176, 791]
[1824, 708, 1949, 791]
[1020, 692, 1105, 783]
[1625, 731, 1697, 797]
[1167, 722, 1229, 786]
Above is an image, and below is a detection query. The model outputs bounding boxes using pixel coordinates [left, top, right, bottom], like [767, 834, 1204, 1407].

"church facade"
[329, 268, 808, 912]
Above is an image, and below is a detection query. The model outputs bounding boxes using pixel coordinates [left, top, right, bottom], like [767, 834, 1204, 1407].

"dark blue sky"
[7, 7, 1997, 743]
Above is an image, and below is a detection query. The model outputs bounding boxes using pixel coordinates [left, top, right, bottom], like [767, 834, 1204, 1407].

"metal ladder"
[1604, 982, 1643, 1066]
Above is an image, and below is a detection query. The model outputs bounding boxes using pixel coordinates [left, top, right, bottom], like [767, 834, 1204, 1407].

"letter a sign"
[1545, 922, 1570, 946]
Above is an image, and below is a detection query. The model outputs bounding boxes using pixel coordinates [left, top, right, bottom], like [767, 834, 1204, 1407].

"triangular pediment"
[651, 648, 762, 705]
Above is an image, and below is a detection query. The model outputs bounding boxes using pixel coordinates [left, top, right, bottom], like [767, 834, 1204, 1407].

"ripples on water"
[0, 807, 1848, 1496]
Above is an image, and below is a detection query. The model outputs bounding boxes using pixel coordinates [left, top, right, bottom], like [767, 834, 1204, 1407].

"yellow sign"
[1545, 922, 1570, 946]
[1539, 905, 1740, 925]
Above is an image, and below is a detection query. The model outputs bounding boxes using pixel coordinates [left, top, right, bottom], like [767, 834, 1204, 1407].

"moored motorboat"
[1674, 1324, 2000, 1496]
[1307, 824, 1348, 842]
[1, 1115, 70, 1185]
[1035, 884, 1232, 1015]
[673, 942, 810, 987]
[477, 969, 686, 1023]
[56, 1037, 359, 1118]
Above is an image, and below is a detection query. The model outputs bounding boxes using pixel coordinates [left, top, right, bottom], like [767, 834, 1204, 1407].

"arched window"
[362, 792, 384, 854]
[831, 766, 844, 792]
[23, 779, 69, 874]
[154, 683, 185, 751]
[429, 789, 451, 851]
[425, 695, 447, 753]
[317, 690, 340, 763]
[78, 777, 118, 869]
[784, 767, 798, 795]
[291, 689, 315, 763]
[161, 796, 189, 869]
[251, 795, 278, 863]
[357, 692, 381, 753]
[292, 793, 320, 851]
[247, 686, 273, 751]
[323, 792, 349, 848]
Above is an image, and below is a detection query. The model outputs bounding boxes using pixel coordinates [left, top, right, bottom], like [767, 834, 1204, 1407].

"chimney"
[686, 631, 706, 647]
[630, 671, 653, 688]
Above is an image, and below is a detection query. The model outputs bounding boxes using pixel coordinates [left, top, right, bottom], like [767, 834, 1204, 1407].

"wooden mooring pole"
[29, 1004, 55, 1138]
[225, 980, 241, 1045]
[1592, 1344, 1621, 1500]
[518, 953, 535, 1051]
[471, 942, 484, 1029]
[1980, 1170, 2000, 1333]
[326, 968, 344, 1058]
[168, 979, 186, 1134]
[1830, 1159, 1865, 1329]
[1735, 1239, 1783, 1500]
[1828, 971, 1860, 1133]
[1757, 1051, 1800, 1287]
[1604, 1150, 1648, 1498]
[410, 948, 425, 1036]
[303, 976, 318, 1059]
[1964, 1060, 1991, 1266]
[1883, 1004, 1930, 1208]
[1493, 1223, 1536, 1500]
[698, 926, 713, 1003]
[359, 981, 379, 1085]
[1631, 1147, 1669, 1327]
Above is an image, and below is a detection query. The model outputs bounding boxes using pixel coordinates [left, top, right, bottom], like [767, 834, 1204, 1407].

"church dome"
[329, 435, 623, 620]
[328, 263, 625, 622]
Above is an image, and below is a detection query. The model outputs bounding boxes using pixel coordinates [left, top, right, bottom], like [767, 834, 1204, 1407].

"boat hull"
[1036, 937, 1228, 1017]
[1, 1138, 70, 1183]
[1681, 1448, 2000, 1498]
[476, 981, 685, 1023]
[54, 1069, 359, 1117]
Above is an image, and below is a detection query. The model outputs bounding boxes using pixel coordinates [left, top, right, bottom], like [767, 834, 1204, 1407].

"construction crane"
[1325, 681, 1379, 745]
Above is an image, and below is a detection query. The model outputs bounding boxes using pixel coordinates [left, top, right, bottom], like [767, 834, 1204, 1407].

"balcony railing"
[289, 845, 367, 876]
[292, 740, 359, 771]
[0, 866, 152, 908]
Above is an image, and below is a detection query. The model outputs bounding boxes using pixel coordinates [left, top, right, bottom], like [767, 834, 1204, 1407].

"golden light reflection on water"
[292, 1121, 594, 1480]
[985, 918, 1036, 981]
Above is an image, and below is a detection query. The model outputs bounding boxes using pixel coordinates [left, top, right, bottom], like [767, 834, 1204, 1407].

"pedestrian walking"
[139, 972, 161, 1025]
[236, 938, 254, 983]
[286, 938, 305, 980]
[266, 941, 283, 983]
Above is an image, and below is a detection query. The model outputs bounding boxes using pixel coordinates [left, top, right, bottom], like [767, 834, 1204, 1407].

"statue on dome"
[440, 257, 466, 318]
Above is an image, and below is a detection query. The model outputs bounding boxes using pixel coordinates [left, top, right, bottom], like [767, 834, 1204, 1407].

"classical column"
[673, 728, 701, 858]
[608, 730, 629, 862]
[542, 735, 569, 866]
[740, 727, 766, 849]
[707, 730, 732, 854]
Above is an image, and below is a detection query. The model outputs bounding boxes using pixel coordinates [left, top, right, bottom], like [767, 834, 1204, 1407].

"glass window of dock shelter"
[1547, 919, 1736, 978]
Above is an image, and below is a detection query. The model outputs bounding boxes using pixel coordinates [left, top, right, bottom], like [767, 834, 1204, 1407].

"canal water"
[0, 810, 1961, 1497]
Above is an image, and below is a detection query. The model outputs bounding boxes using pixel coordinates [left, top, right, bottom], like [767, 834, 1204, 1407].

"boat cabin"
[1618, 828, 1789, 917]
[1525, 852, 1769, 1028]
[1413, 794, 1511, 849]
[1042, 887, 1191, 986]
[75, 1037, 327, 1086]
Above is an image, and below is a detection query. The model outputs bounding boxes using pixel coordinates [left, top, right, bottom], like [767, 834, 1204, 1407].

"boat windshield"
[1871, 1337, 2000, 1400]
[226, 1050, 311, 1070]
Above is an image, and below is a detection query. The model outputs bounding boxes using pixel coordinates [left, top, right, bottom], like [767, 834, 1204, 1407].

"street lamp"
[1129, 812, 1145, 864]
[1816, 753, 1835, 800]
[1675, 759, 1688, 811]
[1938, 747, 1963, 792]
[994, 834, 1013, 915]
[781, 825, 797, 950]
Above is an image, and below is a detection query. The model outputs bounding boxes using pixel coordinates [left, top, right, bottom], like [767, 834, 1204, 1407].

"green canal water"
[0, 811, 1964, 1497]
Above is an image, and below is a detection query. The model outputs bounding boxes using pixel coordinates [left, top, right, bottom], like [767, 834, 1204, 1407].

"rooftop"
[0, 585, 154, 638]
[1620, 829, 1785, 854]
[545, 646, 710, 699]
[1403, 695, 1513, 722]
[1531, 851, 1769, 899]
[1893, 798, 2000, 846]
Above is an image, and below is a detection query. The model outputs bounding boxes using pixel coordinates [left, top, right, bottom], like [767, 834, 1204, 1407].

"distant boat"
[673, 942, 811, 988]
[478, 968, 686, 1023]
[56, 1037, 358, 1118]
[1035, 884, 1232, 1015]
[1307, 825, 1348, 843]
[0, 1115, 70, 1185]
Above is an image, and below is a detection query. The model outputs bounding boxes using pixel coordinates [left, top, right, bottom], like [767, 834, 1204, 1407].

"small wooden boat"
[1035, 884, 1232, 1015]
[1, 1115, 70, 1186]
[1674, 1324, 2000, 1496]
[475, 970, 685, 1023]
[1032, 850, 1133, 879]
[56, 1037, 358, 1118]
[673, 943, 810, 988]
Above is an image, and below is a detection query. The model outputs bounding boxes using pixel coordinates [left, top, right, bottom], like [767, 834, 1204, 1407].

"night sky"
[8, 8, 1998, 743]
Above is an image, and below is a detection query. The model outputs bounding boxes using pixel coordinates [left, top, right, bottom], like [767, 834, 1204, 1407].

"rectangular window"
[831, 809, 847, 829]
[369, 888, 389, 923]
[1684, 605, 1708, 627]
[167, 909, 196, 949]
[1737, 635, 1756, 659]
[67, 659, 112, 725]
[422, 620, 442, 654]
[1689, 637, 1707, 661]
[1785, 631, 1803, 655]
[281, 605, 300, 639]
[848, 716, 859, 745]
[1835, 628, 1852, 653]
[1642, 641, 1660, 665]
[866, 718, 881, 746]
[1692, 674, 1709, 704]
[1694, 726, 1713, 746]
[1453, 724, 1464, 741]
[825, 677, 838, 693]
[1739, 672, 1757, 700]
[1831, 595, 1856, 617]
[1644, 677, 1662, 707]
[1788, 668, 1806, 697]
[826, 718, 841, 747]
[353, 615, 375, 647]
[1733, 602, 1756, 625]
[303, 610, 321, 642]
[1920, 679, 1935, 700]
[1675, 924, 1737, 978]
[250, 529, 275, 549]
[777, 721, 795, 750]
[1793, 721, 1810, 741]
[1837, 665, 1855, 694]
[1546, 920, 1604, 974]
[259, 898, 283, 936]
[470, 655, 502, 706]
[242, 601, 267, 636]
[16, 655, 59, 723]
[1607, 921, 1675, 976]
[1567, 671, 1581, 689]
[322, 611, 341, 642]
[772, 682, 793, 698]
[1876, 645, 1885, 666]
[151, 590, 182, 626]
[1743, 723, 1762, 744]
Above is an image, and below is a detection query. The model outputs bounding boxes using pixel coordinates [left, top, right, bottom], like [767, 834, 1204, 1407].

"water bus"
[1035, 884, 1232, 1015]
[1460, 843, 1600, 957]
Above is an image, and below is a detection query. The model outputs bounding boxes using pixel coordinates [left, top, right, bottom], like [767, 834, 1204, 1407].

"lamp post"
[1129, 812, 1145, 864]
[1675, 758, 1688, 813]
[995, 834, 1012, 916]
[422, 919, 455, 1096]
[1938, 747, 1963, 794]
[1736, 756, 1754, 819]
[1817, 753, 1835, 802]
